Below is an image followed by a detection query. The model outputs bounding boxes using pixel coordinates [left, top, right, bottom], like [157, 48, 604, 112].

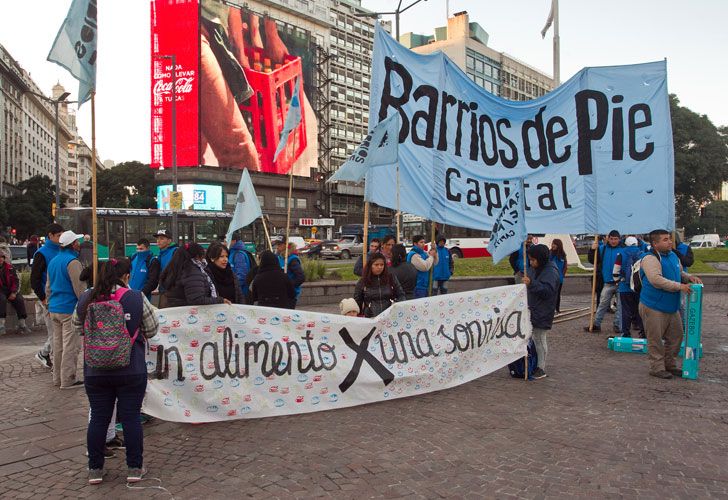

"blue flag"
[327, 113, 399, 184]
[273, 77, 302, 163]
[47, 0, 97, 106]
[226, 169, 263, 243]
[487, 179, 527, 265]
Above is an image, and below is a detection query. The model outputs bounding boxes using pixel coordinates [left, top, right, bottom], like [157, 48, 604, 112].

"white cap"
[625, 236, 638, 247]
[339, 298, 360, 316]
[59, 230, 83, 247]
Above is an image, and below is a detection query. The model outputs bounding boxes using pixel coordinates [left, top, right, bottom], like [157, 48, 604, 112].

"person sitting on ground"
[73, 258, 159, 485]
[354, 253, 406, 318]
[205, 242, 245, 304]
[339, 298, 360, 317]
[389, 243, 417, 300]
[160, 243, 231, 307]
[0, 252, 29, 334]
[353, 238, 381, 277]
[247, 250, 295, 309]
[522, 244, 561, 380]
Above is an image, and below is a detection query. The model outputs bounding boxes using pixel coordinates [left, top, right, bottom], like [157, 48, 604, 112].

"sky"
[1, 0, 726, 165]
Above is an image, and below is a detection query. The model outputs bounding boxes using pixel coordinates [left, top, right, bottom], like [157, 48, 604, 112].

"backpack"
[508, 339, 538, 379]
[83, 288, 140, 370]
[630, 257, 644, 295]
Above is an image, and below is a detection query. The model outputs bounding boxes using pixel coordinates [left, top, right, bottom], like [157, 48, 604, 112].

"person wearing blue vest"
[612, 236, 645, 338]
[129, 239, 160, 300]
[508, 235, 533, 283]
[584, 230, 624, 333]
[406, 235, 437, 298]
[674, 235, 695, 322]
[46, 230, 86, 389]
[153, 229, 178, 307]
[274, 237, 305, 308]
[228, 233, 256, 298]
[31, 223, 64, 370]
[549, 239, 567, 314]
[639, 229, 702, 379]
[433, 236, 454, 295]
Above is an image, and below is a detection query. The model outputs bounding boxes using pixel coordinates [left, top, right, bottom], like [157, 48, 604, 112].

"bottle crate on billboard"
[240, 47, 307, 175]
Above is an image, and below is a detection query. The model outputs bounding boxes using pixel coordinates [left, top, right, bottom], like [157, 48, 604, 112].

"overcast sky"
[1, 0, 725, 164]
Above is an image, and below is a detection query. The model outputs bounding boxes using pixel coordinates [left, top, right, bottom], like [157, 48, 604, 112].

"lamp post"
[154, 54, 178, 243]
[23, 90, 73, 221]
[354, 0, 428, 41]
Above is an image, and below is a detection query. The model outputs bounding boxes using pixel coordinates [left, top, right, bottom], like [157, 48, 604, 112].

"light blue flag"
[47, 0, 97, 106]
[273, 77, 302, 163]
[487, 179, 527, 265]
[327, 113, 399, 183]
[226, 169, 263, 243]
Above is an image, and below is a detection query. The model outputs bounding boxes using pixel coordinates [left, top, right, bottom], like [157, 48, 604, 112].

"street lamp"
[23, 90, 74, 221]
[354, 0, 428, 41]
[153, 54, 178, 243]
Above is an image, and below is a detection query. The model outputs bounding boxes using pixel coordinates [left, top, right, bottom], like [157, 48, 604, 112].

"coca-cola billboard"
[150, 0, 199, 169]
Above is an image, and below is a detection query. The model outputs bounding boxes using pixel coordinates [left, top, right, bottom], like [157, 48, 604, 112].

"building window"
[275, 196, 286, 209]
[296, 198, 307, 209]
[257, 195, 265, 207]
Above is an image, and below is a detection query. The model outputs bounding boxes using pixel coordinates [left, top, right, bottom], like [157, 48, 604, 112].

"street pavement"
[0, 293, 727, 498]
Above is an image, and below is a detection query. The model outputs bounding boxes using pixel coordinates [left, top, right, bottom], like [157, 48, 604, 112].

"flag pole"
[588, 234, 599, 332]
[553, 0, 560, 86]
[283, 128, 296, 274]
[91, 92, 98, 283]
[395, 164, 401, 243]
[363, 202, 370, 268]
[523, 239, 528, 380]
[261, 215, 273, 252]
[427, 221, 436, 296]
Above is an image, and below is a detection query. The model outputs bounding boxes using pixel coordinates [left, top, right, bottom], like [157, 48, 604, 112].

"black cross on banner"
[338, 327, 394, 393]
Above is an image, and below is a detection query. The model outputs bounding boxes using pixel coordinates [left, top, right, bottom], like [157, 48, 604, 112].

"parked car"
[9, 245, 28, 270]
[300, 240, 326, 259]
[320, 235, 363, 260]
[689, 234, 721, 248]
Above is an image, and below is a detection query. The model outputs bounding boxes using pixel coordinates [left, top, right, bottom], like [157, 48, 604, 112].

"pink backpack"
[83, 288, 140, 369]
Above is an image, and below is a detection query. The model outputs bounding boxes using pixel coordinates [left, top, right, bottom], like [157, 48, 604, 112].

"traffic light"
[10, 228, 16, 236]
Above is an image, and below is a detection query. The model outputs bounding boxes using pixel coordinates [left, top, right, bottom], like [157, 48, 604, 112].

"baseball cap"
[154, 229, 173, 238]
[59, 230, 83, 247]
[625, 236, 638, 247]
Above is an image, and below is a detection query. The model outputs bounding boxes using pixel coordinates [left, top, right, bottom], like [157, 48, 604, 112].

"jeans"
[619, 292, 644, 337]
[38, 301, 54, 357]
[594, 282, 621, 328]
[85, 374, 147, 470]
[435, 280, 449, 295]
[414, 288, 428, 299]
[50, 313, 79, 387]
[532, 328, 548, 370]
[0, 291, 27, 320]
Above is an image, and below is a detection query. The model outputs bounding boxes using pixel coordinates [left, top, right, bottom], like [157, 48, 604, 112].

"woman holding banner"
[354, 253, 406, 318]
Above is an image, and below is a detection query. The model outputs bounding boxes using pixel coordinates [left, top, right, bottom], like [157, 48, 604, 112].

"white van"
[689, 234, 721, 248]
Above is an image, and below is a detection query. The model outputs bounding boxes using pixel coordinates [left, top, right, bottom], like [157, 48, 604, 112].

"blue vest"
[158, 245, 177, 272]
[47, 250, 80, 314]
[407, 246, 430, 291]
[278, 254, 302, 298]
[640, 251, 682, 313]
[229, 243, 251, 295]
[433, 246, 452, 281]
[35, 240, 61, 292]
[129, 250, 154, 295]
[514, 245, 531, 274]
[549, 254, 566, 283]
[618, 246, 642, 293]
[600, 244, 622, 284]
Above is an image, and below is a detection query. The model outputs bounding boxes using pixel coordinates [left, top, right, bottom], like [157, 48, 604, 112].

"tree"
[80, 161, 156, 208]
[5, 175, 57, 239]
[685, 200, 728, 237]
[671, 94, 728, 227]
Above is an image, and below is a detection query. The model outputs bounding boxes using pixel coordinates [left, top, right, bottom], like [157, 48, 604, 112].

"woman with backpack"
[549, 239, 567, 314]
[72, 258, 159, 485]
[354, 253, 406, 318]
[205, 242, 244, 304]
[247, 250, 296, 309]
[160, 243, 231, 307]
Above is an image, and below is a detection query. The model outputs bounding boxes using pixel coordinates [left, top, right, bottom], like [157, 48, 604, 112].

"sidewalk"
[0, 293, 727, 498]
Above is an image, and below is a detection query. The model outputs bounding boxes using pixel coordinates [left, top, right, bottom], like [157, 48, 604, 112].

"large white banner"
[143, 285, 531, 422]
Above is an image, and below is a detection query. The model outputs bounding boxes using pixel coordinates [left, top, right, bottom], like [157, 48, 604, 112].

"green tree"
[5, 175, 57, 239]
[671, 94, 728, 227]
[80, 161, 156, 208]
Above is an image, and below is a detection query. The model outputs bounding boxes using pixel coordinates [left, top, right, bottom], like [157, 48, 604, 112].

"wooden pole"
[523, 239, 528, 379]
[427, 221, 436, 296]
[363, 202, 370, 268]
[523, 240, 527, 282]
[395, 164, 401, 243]
[91, 92, 98, 283]
[260, 215, 273, 252]
[588, 234, 600, 332]
[283, 128, 296, 274]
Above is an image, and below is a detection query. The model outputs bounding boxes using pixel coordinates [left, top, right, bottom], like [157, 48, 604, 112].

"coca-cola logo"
[153, 76, 194, 96]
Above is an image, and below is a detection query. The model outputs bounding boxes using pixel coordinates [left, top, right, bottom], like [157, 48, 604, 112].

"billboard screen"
[150, 0, 317, 177]
[156, 184, 223, 211]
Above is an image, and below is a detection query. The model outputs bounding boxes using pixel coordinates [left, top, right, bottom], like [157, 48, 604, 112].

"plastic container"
[682, 284, 703, 379]
[607, 336, 702, 358]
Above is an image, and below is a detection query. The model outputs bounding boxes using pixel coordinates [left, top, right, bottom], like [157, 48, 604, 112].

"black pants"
[620, 291, 644, 337]
[0, 291, 27, 319]
[555, 282, 563, 313]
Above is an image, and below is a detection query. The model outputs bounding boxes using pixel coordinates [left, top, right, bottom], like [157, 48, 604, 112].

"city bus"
[401, 215, 491, 259]
[57, 207, 264, 258]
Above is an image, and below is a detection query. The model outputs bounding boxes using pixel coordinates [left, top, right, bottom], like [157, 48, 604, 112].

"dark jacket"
[26, 242, 38, 266]
[588, 242, 625, 287]
[30, 240, 61, 301]
[248, 251, 296, 309]
[164, 260, 225, 308]
[390, 262, 417, 300]
[0, 262, 19, 295]
[354, 274, 406, 318]
[526, 245, 561, 330]
[205, 263, 245, 304]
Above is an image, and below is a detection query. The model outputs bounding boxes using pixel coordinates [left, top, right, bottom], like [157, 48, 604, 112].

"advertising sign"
[157, 184, 223, 211]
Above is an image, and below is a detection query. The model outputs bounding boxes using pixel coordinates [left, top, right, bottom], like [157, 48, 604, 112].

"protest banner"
[365, 24, 674, 234]
[143, 285, 531, 422]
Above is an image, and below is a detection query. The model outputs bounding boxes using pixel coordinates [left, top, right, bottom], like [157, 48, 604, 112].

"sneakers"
[650, 370, 673, 379]
[531, 367, 548, 379]
[127, 467, 147, 483]
[35, 351, 52, 369]
[60, 381, 84, 389]
[106, 436, 125, 449]
[583, 325, 601, 332]
[668, 368, 683, 377]
[88, 468, 105, 485]
[17, 319, 29, 334]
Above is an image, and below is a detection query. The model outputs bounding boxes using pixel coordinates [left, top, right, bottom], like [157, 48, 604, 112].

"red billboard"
[150, 0, 316, 177]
